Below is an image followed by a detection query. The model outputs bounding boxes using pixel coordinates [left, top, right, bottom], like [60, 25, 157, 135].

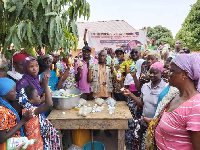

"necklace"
[154, 86, 179, 119]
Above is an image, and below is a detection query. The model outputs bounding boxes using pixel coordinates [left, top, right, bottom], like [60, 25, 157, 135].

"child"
[0, 78, 30, 150]
[61, 56, 77, 90]
[17, 56, 42, 96]
[0, 69, 7, 78]
[18, 74, 61, 150]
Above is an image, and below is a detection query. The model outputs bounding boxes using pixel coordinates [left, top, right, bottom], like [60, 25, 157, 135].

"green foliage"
[147, 25, 174, 47]
[0, 0, 90, 59]
[175, 1, 200, 51]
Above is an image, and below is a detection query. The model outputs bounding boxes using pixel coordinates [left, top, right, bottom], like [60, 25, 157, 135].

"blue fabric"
[155, 85, 170, 113]
[0, 78, 16, 96]
[41, 70, 58, 93]
[0, 78, 24, 136]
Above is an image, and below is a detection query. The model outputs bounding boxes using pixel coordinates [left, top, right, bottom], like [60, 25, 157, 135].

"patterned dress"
[126, 97, 143, 149]
[22, 107, 44, 150]
[18, 88, 61, 150]
[62, 67, 77, 89]
[0, 106, 21, 150]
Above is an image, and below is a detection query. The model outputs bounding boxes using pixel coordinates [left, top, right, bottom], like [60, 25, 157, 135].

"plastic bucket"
[82, 141, 105, 150]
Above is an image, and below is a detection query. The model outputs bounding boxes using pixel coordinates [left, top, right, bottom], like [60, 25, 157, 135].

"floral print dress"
[62, 67, 77, 89]
[0, 106, 21, 150]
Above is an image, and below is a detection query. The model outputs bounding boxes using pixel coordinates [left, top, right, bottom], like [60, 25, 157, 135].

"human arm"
[130, 70, 141, 91]
[56, 65, 72, 89]
[83, 28, 88, 45]
[87, 67, 93, 83]
[75, 62, 82, 82]
[122, 89, 144, 107]
[187, 103, 200, 150]
[143, 117, 152, 125]
[189, 131, 200, 150]
[0, 110, 31, 144]
[15, 143, 26, 150]
[34, 74, 53, 116]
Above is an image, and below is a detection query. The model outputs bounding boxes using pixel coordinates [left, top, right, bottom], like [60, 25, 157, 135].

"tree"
[0, 0, 90, 59]
[147, 25, 174, 47]
[175, 0, 200, 51]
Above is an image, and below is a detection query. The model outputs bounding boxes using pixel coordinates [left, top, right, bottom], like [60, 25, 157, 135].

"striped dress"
[155, 94, 200, 150]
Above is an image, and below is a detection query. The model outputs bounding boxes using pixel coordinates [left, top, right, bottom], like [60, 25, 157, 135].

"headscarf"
[172, 53, 200, 91]
[0, 78, 24, 136]
[17, 56, 41, 95]
[136, 59, 145, 77]
[147, 50, 161, 60]
[150, 62, 164, 72]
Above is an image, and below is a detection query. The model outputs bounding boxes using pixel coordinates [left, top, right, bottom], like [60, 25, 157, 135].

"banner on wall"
[87, 30, 147, 53]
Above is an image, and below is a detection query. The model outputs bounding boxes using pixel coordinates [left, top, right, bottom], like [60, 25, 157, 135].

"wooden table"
[48, 101, 132, 150]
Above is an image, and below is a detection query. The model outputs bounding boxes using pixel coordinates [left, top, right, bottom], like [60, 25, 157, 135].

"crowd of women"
[0, 38, 200, 150]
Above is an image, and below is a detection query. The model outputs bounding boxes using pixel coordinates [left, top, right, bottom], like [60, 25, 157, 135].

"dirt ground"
[62, 130, 127, 150]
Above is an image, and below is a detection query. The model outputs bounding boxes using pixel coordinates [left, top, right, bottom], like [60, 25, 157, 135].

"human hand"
[77, 66, 83, 73]
[130, 69, 137, 77]
[115, 64, 120, 71]
[143, 117, 152, 126]
[15, 143, 26, 150]
[40, 96, 45, 103]
[43, 74, 50, 87]
[163, 78, 168, 83]
[122, 89, 130, 97]
[84, 28, 88, 32]
[21, 110, 31, 122]
[59, 70, 64, 76]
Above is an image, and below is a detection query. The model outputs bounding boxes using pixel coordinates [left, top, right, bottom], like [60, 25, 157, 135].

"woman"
[39, 55, 63, 92]
[112, 48, 126, 101]
[147, 53, 200, 150]
[16, 56, 41, 96]
[123, 62, 167, 150]
[136, 50, 160, 91]
[147, 50, 160, 70]
[0, 78, 30, 150]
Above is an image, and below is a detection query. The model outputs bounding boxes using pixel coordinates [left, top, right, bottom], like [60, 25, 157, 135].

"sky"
[77, 0, 197, 37]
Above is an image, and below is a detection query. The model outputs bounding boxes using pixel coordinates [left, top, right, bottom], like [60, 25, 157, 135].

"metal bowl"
[52, 89, 82, 110]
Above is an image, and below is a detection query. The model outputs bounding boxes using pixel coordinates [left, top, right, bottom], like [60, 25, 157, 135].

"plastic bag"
[68, 144, 82, 150]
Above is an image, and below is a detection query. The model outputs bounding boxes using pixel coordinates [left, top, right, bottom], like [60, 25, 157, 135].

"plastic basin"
[82, 141, 105, 150]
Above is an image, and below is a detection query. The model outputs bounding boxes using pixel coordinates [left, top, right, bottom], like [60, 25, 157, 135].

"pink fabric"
[155, 94, 200, 150]
[75, 57, 98, 93]
[150, 62, 164, 72]
[129, 84, 137, 92]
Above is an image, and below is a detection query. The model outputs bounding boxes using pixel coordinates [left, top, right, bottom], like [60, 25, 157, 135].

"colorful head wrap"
[13, 53, 27, 62]
[150, 62, 164, 72]
[17, 56, 41, 96]
[0, 78, 24, 136]
[147, 50, 161, 60]
[22, 56, 37, 74]
[172, 53, 200, 91]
